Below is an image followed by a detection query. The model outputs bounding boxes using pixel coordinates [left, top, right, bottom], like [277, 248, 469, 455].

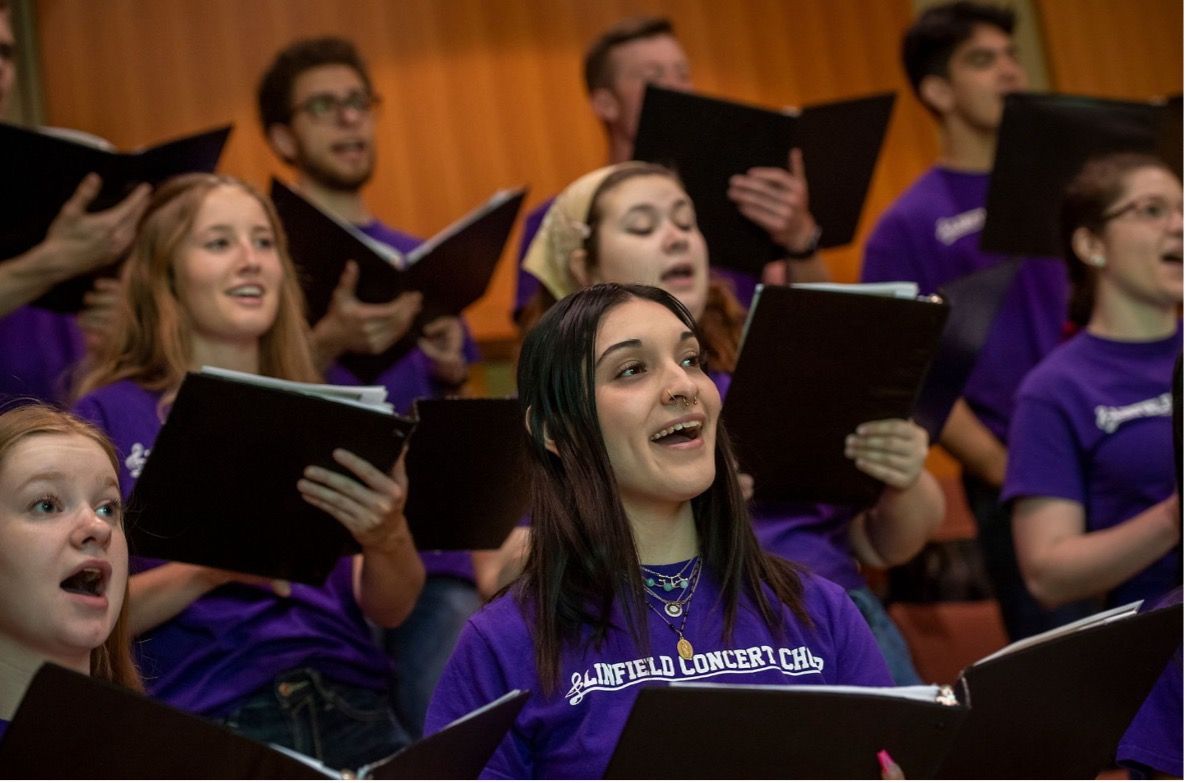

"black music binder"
[722, 285, 948, 505]
[606, 602, 1181, 779]
[125, 369, 414, 584]
[0, 123, 232, 312]
[983, 92, 1181, 258]
[0, 662, 527, 779]
[404, 397, 530, 550]
[633, 86, 894, 275]
[271, 179, 525, 382]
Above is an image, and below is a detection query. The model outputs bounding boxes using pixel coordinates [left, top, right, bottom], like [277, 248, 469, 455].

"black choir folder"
[271, 179, 526, 382]
[0, 663, 528, 779]
[632, 85, 894, 275]
[404, 397, 531, 550]
[0, 123, 232, 312]
[605, 601, 1181, 780]
[913, 258, 1024, 442]
[126, 368, 415, 585]
[722, 284, 949, 505]
[983, 91, 1182, 258]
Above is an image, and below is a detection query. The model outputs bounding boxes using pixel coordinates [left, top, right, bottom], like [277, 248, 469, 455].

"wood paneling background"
[1034, 0, 1182, 99]
[31, 0, 1181, 345]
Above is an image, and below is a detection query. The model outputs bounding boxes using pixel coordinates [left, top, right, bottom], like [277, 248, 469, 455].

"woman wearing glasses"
[1003, 152, 1182, 612]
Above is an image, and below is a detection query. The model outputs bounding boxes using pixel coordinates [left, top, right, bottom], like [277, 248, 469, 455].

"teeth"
[228, 286, 263, 297]
[650, 421, 702, 441]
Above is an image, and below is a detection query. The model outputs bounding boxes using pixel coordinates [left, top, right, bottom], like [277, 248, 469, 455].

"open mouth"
[60, 566, 107, 598]
[331, 140, 367, 155]
[227, 285, 264, 299]
[660, 263, 695, 284]
[650, 420, 703, 445]
[1161, 251, 1183, 264]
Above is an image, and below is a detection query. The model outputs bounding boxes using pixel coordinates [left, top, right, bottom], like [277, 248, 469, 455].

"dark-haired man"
[513, 16, 827, 324]
[861, 1, 1090, 640]
[258, 36, 480, 741]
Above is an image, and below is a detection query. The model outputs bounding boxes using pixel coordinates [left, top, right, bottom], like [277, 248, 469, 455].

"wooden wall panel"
[1035, 0, 1182, 100]
[34, 0, 944, 344]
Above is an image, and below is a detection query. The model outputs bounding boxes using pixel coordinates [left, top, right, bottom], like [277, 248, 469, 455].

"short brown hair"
[583, 16, 675, 95]
[257, 36, 373, 131]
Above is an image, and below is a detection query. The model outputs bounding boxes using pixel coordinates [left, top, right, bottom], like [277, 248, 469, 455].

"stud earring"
[1089, 254, 1107, 268]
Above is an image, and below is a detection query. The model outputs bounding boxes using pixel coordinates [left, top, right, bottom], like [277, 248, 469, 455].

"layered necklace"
[640, 556, 703, 661]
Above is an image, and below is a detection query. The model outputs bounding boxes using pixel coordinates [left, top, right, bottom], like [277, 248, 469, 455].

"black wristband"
[785, 226, 821, 260]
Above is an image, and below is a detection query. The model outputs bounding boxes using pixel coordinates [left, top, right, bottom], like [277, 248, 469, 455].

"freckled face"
[0, 434, 127, 667]
[593, 298, 720, 517]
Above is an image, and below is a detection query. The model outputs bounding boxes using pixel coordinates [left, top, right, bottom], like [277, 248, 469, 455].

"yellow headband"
[521, 163, 640, 300]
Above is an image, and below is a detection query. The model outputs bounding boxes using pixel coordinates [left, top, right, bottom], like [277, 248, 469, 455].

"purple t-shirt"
[1117, 587, 1183, 777]
[710, 371, 864, 589]
[514, 197, 761, 318]
[325, 220, 478, 584]
[425, 568, 892, 779]
[1002, 327, 1181, 607]
[0, 305, 85, 404]
[0, 716, 7, 740]
[861, 167, 1068, 443]
[73, 380, 392, 718]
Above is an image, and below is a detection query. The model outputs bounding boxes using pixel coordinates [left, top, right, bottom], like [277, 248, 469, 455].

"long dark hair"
[1061, 152, 1177, 327]
[516, 283, 808, 692]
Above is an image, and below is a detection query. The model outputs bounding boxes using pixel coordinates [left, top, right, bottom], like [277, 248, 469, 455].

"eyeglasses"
[289, 91, 381, 123]
[1101, 196, 1183, 227]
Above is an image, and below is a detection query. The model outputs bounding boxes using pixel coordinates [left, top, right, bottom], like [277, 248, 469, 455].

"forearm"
[0, 241, 80, 317]
[353, 519, 426, 627]
[471, 527, 530, 600]
[1015, 498, 1181, 608]
[851, 470, 945, 568]
[939, 398, 1007, 486]
[127, 563, 224, 636]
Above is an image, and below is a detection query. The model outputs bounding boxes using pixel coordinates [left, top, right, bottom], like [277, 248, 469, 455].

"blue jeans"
[216, 667, 409, 773]
[848, 586, 923, 686]
[381, 576, 482, 739]
[963, 474, 1097, 641]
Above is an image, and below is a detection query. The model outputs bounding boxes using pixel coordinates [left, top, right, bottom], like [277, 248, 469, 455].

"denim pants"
[216, 667, 409, 773]
[381, 576, 482, 740]
[963, 474, 1097, 641]
[848, 585, 923, 686]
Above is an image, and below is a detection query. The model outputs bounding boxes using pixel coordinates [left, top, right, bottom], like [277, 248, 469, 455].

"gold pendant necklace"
[641, 556, 702, 662]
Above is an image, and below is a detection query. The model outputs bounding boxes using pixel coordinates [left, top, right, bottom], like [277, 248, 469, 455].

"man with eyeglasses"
[0, 0, 149, 405]
[860, 1, 1091, 642]
[258, 35, 482, 743]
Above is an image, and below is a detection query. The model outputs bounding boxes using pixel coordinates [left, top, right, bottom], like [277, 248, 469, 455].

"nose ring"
[665, 389, 698, 409]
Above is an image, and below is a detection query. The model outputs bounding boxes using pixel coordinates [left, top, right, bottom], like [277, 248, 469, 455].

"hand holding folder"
[632, 86, 894, 275]
[0, 663, 529, 779]
[605, 601, 1182, 779]
[271, 179, 526, 383]
[0, 123, 232, 312]
[125, 369, 416, 585]
[722, 285, 949, 505]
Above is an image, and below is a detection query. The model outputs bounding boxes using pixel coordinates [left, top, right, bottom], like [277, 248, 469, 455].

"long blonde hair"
[74, 173, 318, 398]
[0, 404, 141, 691]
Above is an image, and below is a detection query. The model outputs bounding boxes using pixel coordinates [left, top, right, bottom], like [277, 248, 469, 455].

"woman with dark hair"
[514, 162, 943, 686]
[425, 283, 893, 778]
[1003, 151, 1181, 612]
[0, 403, 140, 738]
[70, 173, 425, 769]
